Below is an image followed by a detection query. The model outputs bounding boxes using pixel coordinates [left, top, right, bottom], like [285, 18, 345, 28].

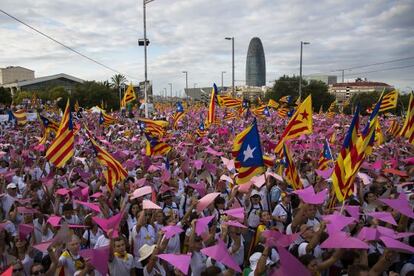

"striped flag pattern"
[122, 83, 137, 105]
[317, 139, 334, 171]
[138, 118, 169, 137]
[172, 102, 185, 129]
[86, 129, 128, 191]
[145, 135, 172, 157]
[217, 95, 242, 109]
[99, 111, 116, 127]
[379, 90, 398, 112]
[387, 119, 400, 137]
[207, 84, 218, 126]
[399, 92, 414, 145]
[281, 144, 303, 190]
[13, 110, 27, 125]
[45, 100, 74, 168]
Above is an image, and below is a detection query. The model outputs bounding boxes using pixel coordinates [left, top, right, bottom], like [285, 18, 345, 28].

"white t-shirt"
[109, 253, 134, 275]
[131, 224, 156, 267]
[94, 234, 110, 249]
[190, 251, 207, 276]
[298, 242, 323, 259]
[143, 261, 166, 276]
[82, 228, 103, 249]
[272, 203, 291, 232]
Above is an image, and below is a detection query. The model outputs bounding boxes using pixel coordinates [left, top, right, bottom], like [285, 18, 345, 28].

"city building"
[305, 74, 337, 85]
[329, 79, 394, 103]
[0, 66, 34, 85]
[246, 37, 266, 87]
[185, 87, 217, 102]
[2, 73, 84, 94]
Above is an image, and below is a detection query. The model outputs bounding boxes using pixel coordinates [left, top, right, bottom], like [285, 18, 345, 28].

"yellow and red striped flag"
[172, 102, 185, 129]
[281, 144, 303, 190]
[86, 129, 128, 191]
[138, 118, 169, 137]
[317, 139, 334, 171]
[232, 120, 265, 184]
[207, 84, 218, 126]
[386, 119, 400, 137]
[122, 83, 136, 105]
[399, 92, 414, 144]
[12, 109, 27, 126]
[268, 99, 279, 109]
[99, 111, 116, 127]
[374, 119, 385, 146]
[45, 100, 74, 168]
[217, 95, 242, 109]
[379, 90, 398, 112]
[277, 107, 289, 118]
[274, 95, 313, 156]
[145, 135, 172, 157]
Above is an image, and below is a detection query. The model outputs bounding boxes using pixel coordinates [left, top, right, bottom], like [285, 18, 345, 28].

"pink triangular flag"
[47, 215, 62, 227]
[33, 241, 53, 253]
[0, 266, 13, 276]
[18, 224, 34, 240]
[196, 192, 220, 212]
[74, 200, 101, 213]
[263, 230, 300, 248]
[195, 215, 215, 236]
[92, 213, 123, 237]
[224, 220, 247, 229]
[265, 171, 283, 182]
[131, 186, 152, 199]
[273, 246, 311, 276]
[380, 236, 414, 254]
[251, 174, 266, 188]
[344, 205, 360, 220]
[357, 227, 380, 241]
[315, 168, 334, 179]
[368, 212, 397, 226]
[161, 225, 184, 239]
[221, 157, 235, 171]
[205, 146, 223, 156]
[379, 194, 414, 219]
[220, 174, 234, 184]
[294, 186, 327, 205]
[321, 232, 369, 249]
[157, 253, 192, 275]
[143, 199, 162, 210]
[323, 212, 355, 234]
[79, 246, 110, 275]
[193, 160, 203, 170]
[200, 239, 241, 272]
[223, 208, 245, 220]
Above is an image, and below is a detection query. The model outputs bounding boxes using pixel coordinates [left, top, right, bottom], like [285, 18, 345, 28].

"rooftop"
[332, 81, 391, 88]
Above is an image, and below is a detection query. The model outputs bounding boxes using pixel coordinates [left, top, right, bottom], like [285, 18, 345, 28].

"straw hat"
[138, 244, 156, 262]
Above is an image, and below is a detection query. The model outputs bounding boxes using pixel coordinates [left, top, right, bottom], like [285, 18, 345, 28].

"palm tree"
[110, 74, 127, 90]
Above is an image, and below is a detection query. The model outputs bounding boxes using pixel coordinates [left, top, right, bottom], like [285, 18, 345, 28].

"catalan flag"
[196, 120, 208, 137]
[279, 95, 292, 104]
[232, 120, 265, 184]
[327, 100, 337, 118]
[122, 83, 137, 105]
[268, 99, 279, 109]
[86, 129, 128, 191]
[217, 95, 242, 109]
[277, 107, 289, 118]
[38, 114, 59, 144]
[207, 83, 218, 126]
[317, 139, 334, 171]
[31, 93, 38, 108]
[99, 111, 116, 127]
[281, 144, 303, 190]
[329, 131, 336, 144]
[252, 105, 270, 118]
[399, 92, 414, 145]
[145, 135, 172, 157]
[172, 102, 185, 129]
[263, 155, 275, 168]
[379, 90, 398, 112]
[331, 105, 360, 202]
[274, 95, 313, 156]
[45, 100, 74, 168]
[223, 110, 238, 121]
[138, 118, 169, 137]
[387, 119, 401, 137]
[9, 109, 27, 126]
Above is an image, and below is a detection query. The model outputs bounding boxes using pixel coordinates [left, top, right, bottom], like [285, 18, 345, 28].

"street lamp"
[182, 71, 188, 101]
[225, 37, 235, 96]
[299, 41, 310, 101]
[193, 83, 197, 88]
[139, 0, 154, 118]
[221, 71, 226, 92]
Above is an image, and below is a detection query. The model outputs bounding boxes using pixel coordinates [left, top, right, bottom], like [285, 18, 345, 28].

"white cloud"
[0, 0, 413, 94]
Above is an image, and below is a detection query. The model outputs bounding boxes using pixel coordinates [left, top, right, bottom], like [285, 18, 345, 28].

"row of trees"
[265, 75, 411, 116]
[0, 74, 129, 110]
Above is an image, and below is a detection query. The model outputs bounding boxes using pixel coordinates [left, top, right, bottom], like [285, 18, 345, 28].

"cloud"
[0, 0, 413, 94]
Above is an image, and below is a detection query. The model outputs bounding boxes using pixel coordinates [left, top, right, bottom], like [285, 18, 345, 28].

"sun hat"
[6, 183, 17, 189]
[138, 244, 156, 262]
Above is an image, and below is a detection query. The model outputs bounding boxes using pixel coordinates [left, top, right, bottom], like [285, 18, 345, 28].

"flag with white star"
[232, 120, 265, 184]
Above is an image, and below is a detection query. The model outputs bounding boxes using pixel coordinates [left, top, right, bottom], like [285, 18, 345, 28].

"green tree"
[302, 80, 335, 112]
[350, 91, 381, 115]
[0, 87, 12, 105]
[110, 74, 127, 90]
[71, 81, 118, 110]
[265, 75, 334, 111]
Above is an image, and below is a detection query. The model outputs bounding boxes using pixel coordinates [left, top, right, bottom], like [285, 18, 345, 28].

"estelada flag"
[122, 83, 136, 105]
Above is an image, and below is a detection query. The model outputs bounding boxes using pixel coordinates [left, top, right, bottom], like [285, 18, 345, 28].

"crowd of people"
[0, 100, 413, 276]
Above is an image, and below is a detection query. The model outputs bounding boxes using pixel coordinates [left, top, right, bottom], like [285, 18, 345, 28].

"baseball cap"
[6, 183, 17, 189]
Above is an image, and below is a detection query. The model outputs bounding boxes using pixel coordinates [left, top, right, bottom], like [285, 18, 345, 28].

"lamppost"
[225, 37, 235, 96]
[168, 83, 173, 101]
[221, 71, 226, 92]
[299, 41, 310, 101]
[182, 71, 188, 101]
[193, 83, 197, 89]
[139, 0, 154, 118]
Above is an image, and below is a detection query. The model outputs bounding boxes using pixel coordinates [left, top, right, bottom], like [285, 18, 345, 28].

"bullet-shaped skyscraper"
[246, 37, 266, 87]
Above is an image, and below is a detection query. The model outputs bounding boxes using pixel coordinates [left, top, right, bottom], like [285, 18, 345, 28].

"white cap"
[250, 189, 261, 198]
[249, 252, 272, 271]
[6, 183, 17, 189]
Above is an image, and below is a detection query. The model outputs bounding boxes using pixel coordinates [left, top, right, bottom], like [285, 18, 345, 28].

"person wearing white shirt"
[130, 211, 156, 270]
[272, 193, 293, 232]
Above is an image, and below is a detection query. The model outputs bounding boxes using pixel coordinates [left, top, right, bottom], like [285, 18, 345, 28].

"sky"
[1, 0, 414, 96]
